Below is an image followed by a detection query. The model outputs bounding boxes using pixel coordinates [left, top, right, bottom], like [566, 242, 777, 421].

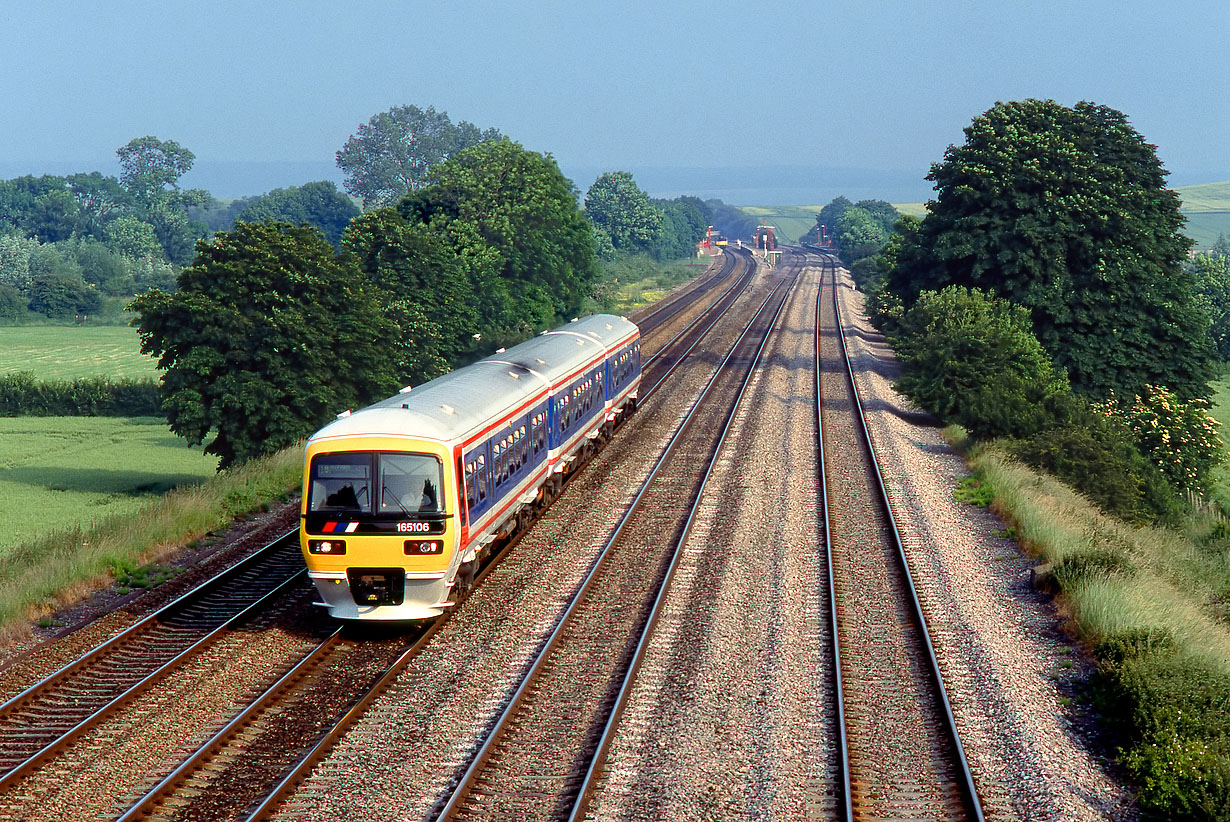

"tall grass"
[962, 434, 1230, 817]
[0, 445, 302, 634]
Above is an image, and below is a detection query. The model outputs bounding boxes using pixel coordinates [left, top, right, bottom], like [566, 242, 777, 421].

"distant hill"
[1175, 181, 1230, 250]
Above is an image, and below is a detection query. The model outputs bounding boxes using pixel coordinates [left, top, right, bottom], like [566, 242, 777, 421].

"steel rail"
[436, 266, 796, 820]
[632, 248, 735, 330]
[813, 251, 853, 821]
[0, 568, 309, 792]
[240, 518, 522, 822]
[0, 531, 304, 788]
[821, 249, 985, 821]
[637, 245, 759, 405]
[115, 625, 347, 821]
[567, 255, 803, 822]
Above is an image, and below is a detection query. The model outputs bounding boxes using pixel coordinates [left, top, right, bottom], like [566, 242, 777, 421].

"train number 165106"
[397, 521, 433, 533]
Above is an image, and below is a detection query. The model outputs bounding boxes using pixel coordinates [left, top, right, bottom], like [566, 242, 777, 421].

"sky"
[0, 0, 1225, 202]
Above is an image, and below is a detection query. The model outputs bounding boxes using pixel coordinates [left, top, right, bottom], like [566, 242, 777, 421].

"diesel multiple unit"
[299, 314, 641, 620]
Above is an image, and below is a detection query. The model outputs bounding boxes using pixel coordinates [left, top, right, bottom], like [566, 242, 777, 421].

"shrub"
[1097, 385, 1225, 495]
[1008, 422, 1184, 526]
[0, 371, 161, 417]
[1093, 651, 1230, 819]
[892, 286, 1070, 440]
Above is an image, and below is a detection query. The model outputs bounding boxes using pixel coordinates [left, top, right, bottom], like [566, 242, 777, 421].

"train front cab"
[300, 435, 460, 620]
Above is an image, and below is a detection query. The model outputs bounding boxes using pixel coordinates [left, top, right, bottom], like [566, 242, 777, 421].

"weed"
[954, 475, 994, 507]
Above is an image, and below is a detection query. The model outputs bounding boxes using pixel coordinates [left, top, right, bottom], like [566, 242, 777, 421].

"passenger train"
[299, 314, 641, 620]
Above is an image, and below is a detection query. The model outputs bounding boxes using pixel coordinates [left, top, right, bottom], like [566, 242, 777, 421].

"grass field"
[0, 417, 219, 557]
[739, 205, 826, 244]
[0, 326, 156, 380]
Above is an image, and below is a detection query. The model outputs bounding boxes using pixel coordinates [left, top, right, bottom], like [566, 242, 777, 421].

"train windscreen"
[309, 452, 443, 516]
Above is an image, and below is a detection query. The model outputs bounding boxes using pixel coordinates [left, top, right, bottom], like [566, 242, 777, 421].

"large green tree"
[336, 104, 501, 209]
[888, 99, 1215, 399]
[584, 171, 663, 253]
[398, 139, 599, 349]
[342, 207, 477, 381]
[116, 136, 211, 265]
[131, 222, 400, 469]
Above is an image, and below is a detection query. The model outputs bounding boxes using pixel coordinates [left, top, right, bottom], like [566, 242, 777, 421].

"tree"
[1190, 250, 1230, 359]
[130, 222, 400, 469]
[342, 207, 477, 380]
[835, 206, 888, 265]
[105, 215, 162, 260]
[117, 136, 196, 204]
[399, 139, 599, 348]
[236, 181, 359, 247]
[648, 197, 708, 260]
[66, 172, 130, 238]
[888, 100, 1215, 400]
[584, 171, 663, 253]
[336, 104, 501, 209]
[116, 136, 211, 264]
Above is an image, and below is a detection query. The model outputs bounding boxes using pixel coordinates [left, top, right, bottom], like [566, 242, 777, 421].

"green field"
[0, 326, 156, 380]
[739, 205, 827, 244]
[0, 417, 219, 557]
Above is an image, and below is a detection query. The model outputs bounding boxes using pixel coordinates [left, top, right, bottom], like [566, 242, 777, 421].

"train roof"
[307, 314, 637, 449]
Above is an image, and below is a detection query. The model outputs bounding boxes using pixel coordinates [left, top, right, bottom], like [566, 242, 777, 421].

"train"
[299, 314, 642, 620]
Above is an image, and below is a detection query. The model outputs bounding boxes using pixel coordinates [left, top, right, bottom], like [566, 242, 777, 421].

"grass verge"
[0, 444, 301, 637]
[957, 430, 1230, 818]
[598, 254, 716, 315]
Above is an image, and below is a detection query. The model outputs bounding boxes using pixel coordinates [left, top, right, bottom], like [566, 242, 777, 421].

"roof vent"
[496, 347, 506, 353]
[570, 317, 579, 323]
[441, 404, 455, 415]
[402, 403, 409, 409]
[399, 385, 412, 394]
[508, 371, 520, 380]
[536, 358, 546, 365]
[336, 409, 352, 419]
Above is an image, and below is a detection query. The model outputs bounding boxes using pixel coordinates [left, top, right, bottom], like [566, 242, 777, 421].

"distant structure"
[754, 219, 776, 252]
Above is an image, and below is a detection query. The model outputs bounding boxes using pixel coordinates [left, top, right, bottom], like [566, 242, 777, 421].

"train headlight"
[309, 539, 346, 555]
[404, 540, 444, 555]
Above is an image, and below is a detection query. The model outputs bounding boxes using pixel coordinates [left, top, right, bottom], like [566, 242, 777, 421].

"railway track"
[0, 532, 306, 792]
[0, 248, 767, 821]
[235, 247, 765, 821]
[433, 261, 798, 820]
[813, 249, 984, 820]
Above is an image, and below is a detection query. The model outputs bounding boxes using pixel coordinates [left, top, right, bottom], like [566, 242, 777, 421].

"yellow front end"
[300, 436, 459, 620]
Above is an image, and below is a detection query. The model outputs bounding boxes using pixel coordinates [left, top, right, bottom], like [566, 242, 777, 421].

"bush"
[0, 371, 161, 416]
[1009, 422, 1184, 526]
[1097, 385, 1225, 494]
[892, 286, 1070, 439]
[1093, 651, 1230, 819]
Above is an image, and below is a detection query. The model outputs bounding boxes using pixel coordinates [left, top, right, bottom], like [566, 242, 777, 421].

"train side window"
[477, 454, 487, 501]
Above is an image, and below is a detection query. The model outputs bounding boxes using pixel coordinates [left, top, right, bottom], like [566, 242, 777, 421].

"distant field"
[740, 205, 825, 244]
[1175, 181, 1230, 250]
[0, 326, 156, 380]
[0, 417, 219, 557]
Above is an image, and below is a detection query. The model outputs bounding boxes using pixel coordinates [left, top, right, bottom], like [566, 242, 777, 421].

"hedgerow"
[0, 371, 160, 416]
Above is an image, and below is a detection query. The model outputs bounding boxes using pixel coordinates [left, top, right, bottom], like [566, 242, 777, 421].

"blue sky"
[0, 0, 1225, 201]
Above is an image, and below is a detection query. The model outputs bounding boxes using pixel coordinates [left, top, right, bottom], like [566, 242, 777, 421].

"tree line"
[125, 105, 724, 471]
